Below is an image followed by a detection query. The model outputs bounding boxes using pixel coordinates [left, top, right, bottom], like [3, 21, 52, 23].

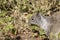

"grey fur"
[28, 11, 60, 40]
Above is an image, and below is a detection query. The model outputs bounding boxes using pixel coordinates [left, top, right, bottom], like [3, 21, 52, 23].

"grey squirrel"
[28, 11, 60, 40]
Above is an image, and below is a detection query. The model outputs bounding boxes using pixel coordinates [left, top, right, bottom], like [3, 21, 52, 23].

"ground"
[0, 0, 60, 40]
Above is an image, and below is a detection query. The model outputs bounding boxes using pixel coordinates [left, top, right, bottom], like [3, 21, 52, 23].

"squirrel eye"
[32, 18, 34, 20]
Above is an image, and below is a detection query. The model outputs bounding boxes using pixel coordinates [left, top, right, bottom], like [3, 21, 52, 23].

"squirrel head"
[28, 12, 42, 26]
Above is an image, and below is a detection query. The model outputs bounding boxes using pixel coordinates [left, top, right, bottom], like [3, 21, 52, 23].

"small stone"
[15, 36, 21, 40]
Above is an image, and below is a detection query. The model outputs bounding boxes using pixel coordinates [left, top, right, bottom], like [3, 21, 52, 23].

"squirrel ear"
[36, 11, 40, 15]
[36, 13, 41, 19]
[36, 13, 39, 16]
[36, 12, 41, 17]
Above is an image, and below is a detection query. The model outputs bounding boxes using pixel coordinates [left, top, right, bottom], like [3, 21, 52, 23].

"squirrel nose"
[28, 20, 31, 26]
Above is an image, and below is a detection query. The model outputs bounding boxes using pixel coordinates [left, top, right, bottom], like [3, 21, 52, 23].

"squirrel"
[28, 11, 60, 40]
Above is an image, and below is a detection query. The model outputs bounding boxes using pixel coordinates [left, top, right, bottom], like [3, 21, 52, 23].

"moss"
[58, 32, 60, 38]
[31, 24, 45, 36]
[4, 24, 14, 32]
